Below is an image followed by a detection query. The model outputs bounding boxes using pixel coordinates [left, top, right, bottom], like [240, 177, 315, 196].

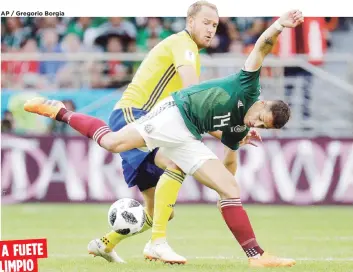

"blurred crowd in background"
[2, 17, 352, 90]
[1, 17, 353, 135]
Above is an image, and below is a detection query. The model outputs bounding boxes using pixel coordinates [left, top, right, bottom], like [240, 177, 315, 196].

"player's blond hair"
[187, 1, 219, 18]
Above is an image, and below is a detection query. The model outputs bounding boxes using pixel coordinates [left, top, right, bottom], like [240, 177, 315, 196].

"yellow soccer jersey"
[116, 30, 201, 112]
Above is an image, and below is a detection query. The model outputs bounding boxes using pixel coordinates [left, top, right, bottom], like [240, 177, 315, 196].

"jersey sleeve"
[221, 129, 249, 151]
[239, 68, 262, 100]
[170, 41, 198, 69]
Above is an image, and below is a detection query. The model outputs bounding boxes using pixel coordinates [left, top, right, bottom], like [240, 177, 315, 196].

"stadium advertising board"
[1, 134, 352, 205]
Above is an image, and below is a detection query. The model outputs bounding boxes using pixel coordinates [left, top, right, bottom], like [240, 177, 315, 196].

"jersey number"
[213, 112, 231, 128]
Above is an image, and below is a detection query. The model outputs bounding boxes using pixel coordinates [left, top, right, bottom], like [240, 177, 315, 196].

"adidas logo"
[168, 204, 175, 208]
[238, 100, 244, 108]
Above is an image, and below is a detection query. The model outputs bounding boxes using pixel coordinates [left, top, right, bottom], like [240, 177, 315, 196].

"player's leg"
[127, 97, 192, 263]
[193, 159, 262, 252]
[23, 97, 145, 153]
[99, 153, 183, 264]
[87, 108, 154, 263]
[98, 187, 156, 256]
[89, 166, 159, 263]
[160, 138, 295, 267]
[87, 107, 179, 262]
[142, 151, 186, 263]
[151, 151, 183, 242]
[192, 159, 296, 267]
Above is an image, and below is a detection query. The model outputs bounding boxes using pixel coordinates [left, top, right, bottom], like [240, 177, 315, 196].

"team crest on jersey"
[185, 50, 195, 62]
[231, 125, 247, 133]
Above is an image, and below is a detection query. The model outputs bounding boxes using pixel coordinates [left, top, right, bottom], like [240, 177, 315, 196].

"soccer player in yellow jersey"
[89, 1, 223, 264]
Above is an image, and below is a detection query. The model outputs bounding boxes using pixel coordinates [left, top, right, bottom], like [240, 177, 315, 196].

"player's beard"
[197, 35, 211, 49]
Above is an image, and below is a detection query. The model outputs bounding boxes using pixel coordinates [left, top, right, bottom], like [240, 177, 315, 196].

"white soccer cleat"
[87, 238, 125, 263]
[143, 239, 187, 264]
[143, 240, 154, 259]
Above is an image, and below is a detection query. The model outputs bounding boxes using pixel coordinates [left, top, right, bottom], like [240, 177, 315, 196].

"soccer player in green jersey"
[24, 9, 303, 267]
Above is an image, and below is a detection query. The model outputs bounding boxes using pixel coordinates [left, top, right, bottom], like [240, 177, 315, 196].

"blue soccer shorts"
[108, 107, 164, 192]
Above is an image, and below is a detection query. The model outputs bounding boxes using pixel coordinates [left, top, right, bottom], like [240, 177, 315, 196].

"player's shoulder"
[239, 66, 262, 78]
[164, 30, 198, 49]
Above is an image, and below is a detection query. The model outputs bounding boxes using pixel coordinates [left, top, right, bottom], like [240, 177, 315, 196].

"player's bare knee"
[217, 180, 240, 199]
[100, 133, 118, 153]
[154, 151, 182, 172]
[165, 161, 182, 172]
[102, 125, 145, 153]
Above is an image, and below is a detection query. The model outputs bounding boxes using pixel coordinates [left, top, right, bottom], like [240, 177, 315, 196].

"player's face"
[190, 6, 219, 48]
[244, 101, 275, 129]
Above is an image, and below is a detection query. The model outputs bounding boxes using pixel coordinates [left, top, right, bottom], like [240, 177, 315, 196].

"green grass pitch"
[2, 204, 353, 272]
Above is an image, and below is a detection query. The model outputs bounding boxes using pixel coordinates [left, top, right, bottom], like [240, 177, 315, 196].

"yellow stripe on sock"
[165, 169, 185, 183]
[166, 168, 186, 178]
[165, 168, 185, 179]
[143, 208, 153, 227]
[165, 171, 184, 184]
[151, 168, 185, 241]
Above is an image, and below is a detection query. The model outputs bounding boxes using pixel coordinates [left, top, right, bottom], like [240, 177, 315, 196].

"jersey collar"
[184, 29, 192, 38]
[183, 29, 200, 50]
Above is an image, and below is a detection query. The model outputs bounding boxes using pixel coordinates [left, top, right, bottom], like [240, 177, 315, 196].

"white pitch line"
[193, 256, 353, 261]
[295, 236, 353, 241]
[49, 254, 353, 262]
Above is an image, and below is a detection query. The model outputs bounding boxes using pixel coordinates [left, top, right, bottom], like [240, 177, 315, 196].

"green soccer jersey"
[172, 68, 261, 150]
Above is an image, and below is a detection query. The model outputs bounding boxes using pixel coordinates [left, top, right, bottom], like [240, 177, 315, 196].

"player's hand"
[239, 129, 262, 147]
[278, 10, 304, 28]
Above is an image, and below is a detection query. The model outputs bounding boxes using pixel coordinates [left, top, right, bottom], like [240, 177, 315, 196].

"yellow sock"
[101, 208, 153, 252]
[151, 168, 185, 241]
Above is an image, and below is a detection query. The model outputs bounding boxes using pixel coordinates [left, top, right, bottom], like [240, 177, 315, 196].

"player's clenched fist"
[278, 10, 304, 28]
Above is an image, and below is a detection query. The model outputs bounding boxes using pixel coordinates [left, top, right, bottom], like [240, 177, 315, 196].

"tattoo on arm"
[264, 37, 274, 46]
[260, 37, 275, 55]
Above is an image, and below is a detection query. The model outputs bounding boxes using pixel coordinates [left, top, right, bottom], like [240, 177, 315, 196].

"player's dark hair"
[187, 1, 218, 18]
[270, 100, 291, 129]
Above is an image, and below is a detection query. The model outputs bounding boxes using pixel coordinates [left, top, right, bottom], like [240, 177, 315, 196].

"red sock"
[56, 108, 111, 145]
[219, 198, 264, 258]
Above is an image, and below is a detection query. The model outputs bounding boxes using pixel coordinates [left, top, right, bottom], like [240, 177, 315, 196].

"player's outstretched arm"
[243, 10, 304, 72]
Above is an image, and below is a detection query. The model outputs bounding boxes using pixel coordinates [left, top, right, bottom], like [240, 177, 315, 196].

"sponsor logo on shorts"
[144, 124, 154, 134]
